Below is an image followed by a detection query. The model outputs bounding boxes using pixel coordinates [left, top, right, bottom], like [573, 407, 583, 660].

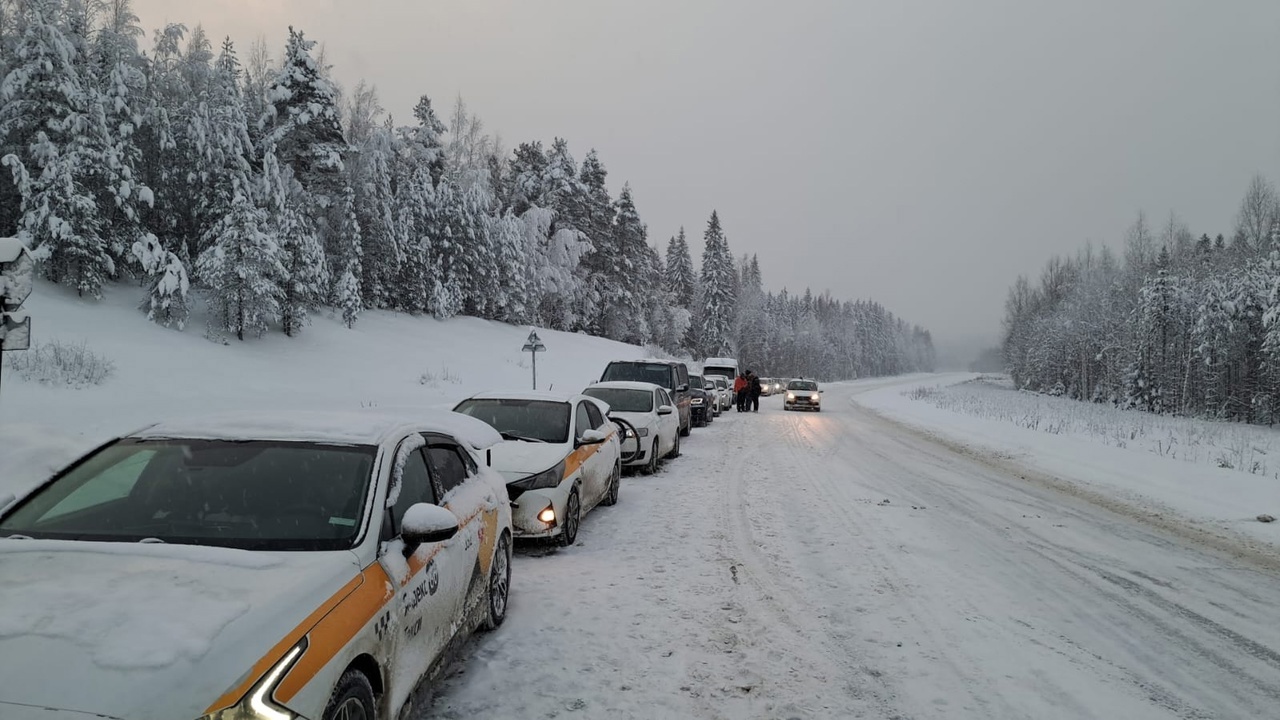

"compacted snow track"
[418, 384, 1280, 720]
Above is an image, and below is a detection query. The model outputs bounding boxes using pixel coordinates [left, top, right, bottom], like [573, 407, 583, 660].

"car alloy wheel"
[323, 670, 375, 720]
[642, 440, 659, 475]
[483, 532, 511, 630]
[559, 490, 581, 546]
[669, 430, 680, 459]
[602, 460, 621, 506]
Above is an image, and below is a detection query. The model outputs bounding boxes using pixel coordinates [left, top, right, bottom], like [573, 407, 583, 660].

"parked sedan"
[453, 392, 622, 546]
[0, 410, 512, 720]
[688, 374, 716, 427]
[711, 376, 733, 412]
[583, 381, 681, 475]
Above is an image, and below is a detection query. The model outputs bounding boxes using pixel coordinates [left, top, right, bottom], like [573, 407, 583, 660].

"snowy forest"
[0, 0, 934, 381]
[1002, 175, 1280, 424]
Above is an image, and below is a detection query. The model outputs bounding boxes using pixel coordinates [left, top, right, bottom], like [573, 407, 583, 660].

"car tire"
[668, 430, 680, 459]
[679, 418, 691, 437]
[482, 532, 512, 630]
[641, 440, 659, 475]
[601, 460, 621, 506]
[558, 489, 581, 546]
[322, 669, 376, 720]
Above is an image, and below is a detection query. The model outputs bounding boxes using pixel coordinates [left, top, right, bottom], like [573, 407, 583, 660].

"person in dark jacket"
[747, 371, 762, 412]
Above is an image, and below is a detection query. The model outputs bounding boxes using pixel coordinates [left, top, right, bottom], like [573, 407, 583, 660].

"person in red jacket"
[733, 373, 748, 412]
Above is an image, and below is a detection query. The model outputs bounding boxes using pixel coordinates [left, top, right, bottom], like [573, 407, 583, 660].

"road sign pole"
[522, 329, 547, 392]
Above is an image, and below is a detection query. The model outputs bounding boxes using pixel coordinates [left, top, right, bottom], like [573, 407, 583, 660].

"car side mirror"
[657, 404, 675, 416]
[677, 384, 689, 392]
[577, 428, 607, 447]
[401, 503, 459, 554]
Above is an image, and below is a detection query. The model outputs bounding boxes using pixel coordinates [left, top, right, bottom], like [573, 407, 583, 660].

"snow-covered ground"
[0, 281, 649, 499]
[423, 385, 1280, 719]
[858, 374, 1280, 555]
[5, 286, 1280, 718]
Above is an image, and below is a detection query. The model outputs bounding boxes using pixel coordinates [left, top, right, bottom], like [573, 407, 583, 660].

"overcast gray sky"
[135, 0, 1280, 355]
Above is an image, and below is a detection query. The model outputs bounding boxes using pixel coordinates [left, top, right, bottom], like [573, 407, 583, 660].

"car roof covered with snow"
[585, 381, 665, 393]
[461, 390, 579, 404]
[128, 409, 503, 450]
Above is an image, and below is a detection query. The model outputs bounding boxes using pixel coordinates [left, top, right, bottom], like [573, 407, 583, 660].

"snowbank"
[853, 374, 1280, 551]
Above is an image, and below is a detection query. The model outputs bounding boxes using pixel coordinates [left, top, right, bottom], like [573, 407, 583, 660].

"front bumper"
[620, 436, 654, 467]
[509, 488, 563, 538]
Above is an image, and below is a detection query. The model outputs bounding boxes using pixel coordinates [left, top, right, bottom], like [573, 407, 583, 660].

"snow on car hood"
[0, 539, 363, 720]
[487, 440, 572, 481]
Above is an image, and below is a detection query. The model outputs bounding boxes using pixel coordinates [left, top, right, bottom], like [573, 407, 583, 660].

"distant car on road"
[784, 379, 823, 411]
[583, 381, 681, 475]
[0, 410, 513, 720]
[454, 391, 622, 546]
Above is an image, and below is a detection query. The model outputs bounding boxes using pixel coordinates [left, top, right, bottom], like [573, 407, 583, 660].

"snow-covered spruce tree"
[262, 27, 347, 198]
[261, 146, 324, 337]
[697, 210, 736, 357]
[665, 227, 696, 352]
[735, 254, 768, 369]
[605, 184, 651, 344]
[564, 146, 613, 334]
[197, 191, 284, 341]
[0, 0, 113, 296]
[333, 184, 362, 326]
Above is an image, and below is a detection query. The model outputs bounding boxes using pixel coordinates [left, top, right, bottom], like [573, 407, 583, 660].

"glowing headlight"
[623, 427, 650, 438]
[811, 393, 820, 401]
[510, 460, 566, 491]
[538, 505, 556, 523]
[198, 638, 307, 720]
[787, 393, 796, 400]
[692, 398, 704, 405]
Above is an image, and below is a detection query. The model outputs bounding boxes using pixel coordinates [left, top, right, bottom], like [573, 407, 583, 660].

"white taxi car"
[0, 410, 512, 720]
[453, 392, 622, 546]
[582, 381, 680, 475]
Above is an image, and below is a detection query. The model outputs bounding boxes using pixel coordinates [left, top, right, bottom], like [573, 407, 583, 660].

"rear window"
[601, 362, 673, 389]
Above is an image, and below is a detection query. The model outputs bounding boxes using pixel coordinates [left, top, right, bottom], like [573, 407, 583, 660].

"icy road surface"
[419, 382, 1280, 720]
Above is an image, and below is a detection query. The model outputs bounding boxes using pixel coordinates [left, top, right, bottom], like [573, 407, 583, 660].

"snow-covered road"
[418, 382, 1280, 720]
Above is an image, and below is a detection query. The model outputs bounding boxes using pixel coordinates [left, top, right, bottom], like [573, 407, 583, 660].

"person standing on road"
[747, 371, 762, 412]
[733, 373, 748, 412]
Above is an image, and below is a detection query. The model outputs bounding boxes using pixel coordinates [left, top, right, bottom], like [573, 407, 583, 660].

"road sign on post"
[521, 329, 546, 390]
[1, 238, 35, 401]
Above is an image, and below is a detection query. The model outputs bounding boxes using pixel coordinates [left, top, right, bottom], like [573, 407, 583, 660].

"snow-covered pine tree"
[697, 210, 736, 356]
[262, 27, 347, 197]
[604, 183, 649, 343]
[197, 190, 285, 341]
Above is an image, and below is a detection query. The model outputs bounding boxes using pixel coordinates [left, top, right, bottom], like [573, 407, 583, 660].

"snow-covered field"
[858, 374, 1280, 554]
[5, 285, 1280, 719]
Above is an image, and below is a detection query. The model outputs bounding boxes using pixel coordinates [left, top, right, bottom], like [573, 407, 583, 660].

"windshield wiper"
[500, 432, 546, 443]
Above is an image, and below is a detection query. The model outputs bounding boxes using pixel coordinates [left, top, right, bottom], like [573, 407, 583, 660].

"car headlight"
[197, 638, 307, 720]
[691, 398, 704, 405]
[509, 460, 566, 491]
[787, 393, 796, 400]
[811, 393, 820, 401]
[622, 426, 650, 438]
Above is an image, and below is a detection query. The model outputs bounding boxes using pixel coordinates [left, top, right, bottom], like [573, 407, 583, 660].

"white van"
[701, 357, 739, 385]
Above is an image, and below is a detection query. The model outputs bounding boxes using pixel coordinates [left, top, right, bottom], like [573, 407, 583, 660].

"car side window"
[658, 389, 671, 407]
[585, 401, 606, 429]
[428, 444, 470, 496]
[391, 447, 435, 534]
[575, 402, 593, 439]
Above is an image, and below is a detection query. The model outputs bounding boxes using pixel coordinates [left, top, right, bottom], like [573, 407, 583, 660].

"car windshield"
[454, 398, 571, 443]
[601, 362, 672, 388]
[584, 388, 653, 413]
[789, 381, 818, 391]
[0, 439, 376, 551]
